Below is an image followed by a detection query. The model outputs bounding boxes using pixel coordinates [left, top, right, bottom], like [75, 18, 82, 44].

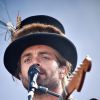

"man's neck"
[33, 94, 59, 100]
[33, 83, 63, 100]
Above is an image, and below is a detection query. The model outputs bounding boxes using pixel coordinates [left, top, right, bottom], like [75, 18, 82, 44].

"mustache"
[39, 67, 46, 75]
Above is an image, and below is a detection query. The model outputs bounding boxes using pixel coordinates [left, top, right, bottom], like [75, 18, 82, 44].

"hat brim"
[4, 33, 77, 78]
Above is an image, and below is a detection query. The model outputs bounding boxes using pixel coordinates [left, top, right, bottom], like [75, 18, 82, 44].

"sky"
[0, 0, 100, 100]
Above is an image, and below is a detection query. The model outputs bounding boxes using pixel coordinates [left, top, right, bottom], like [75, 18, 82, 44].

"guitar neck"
[66, 56, 92, 99]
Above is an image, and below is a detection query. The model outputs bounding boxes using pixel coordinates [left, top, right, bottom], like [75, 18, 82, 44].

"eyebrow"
[21, 51, 57, 59]
[38, 51, 52, 56]
[21, 53, 32, 59]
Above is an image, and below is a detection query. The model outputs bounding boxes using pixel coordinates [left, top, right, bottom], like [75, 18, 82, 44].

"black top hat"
[4, 15, 77, 79]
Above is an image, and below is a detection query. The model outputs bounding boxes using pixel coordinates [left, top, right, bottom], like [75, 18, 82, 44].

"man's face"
[19, 45, 65, 91]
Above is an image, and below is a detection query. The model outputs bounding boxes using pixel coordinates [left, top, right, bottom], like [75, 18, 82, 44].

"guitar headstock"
[66, 55, 92, 98]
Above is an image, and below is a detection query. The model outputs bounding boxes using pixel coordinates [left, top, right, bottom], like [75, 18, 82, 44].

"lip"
[38, 73, 46, 80]
[39, 72, 45, 75]
[39, 69, 45, 75]
[39, 71, 46, 77]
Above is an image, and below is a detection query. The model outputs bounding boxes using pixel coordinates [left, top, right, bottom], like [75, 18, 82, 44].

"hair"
[55, 52, 72, 95]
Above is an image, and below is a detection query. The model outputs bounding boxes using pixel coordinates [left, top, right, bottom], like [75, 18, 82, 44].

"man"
[4, 15, 77, 100]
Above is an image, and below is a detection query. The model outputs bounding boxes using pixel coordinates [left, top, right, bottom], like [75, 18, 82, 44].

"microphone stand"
[28, 68, 39, 100]
[28, 85, 62, 100]
[28, 80, 38, 100]
[37, 86, 62, 98]
[28, 73, 38, 100]
[28, 88, 35, 100]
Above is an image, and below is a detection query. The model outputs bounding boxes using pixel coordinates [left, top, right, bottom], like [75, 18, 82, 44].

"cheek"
[20, 60, 33, 77]
[20, 65, 29, 79]
[45, 61, 59, 74]
[51, 61, 59, 69]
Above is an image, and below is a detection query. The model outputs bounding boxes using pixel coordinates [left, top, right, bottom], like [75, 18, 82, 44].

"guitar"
[66, 56, 92, 99]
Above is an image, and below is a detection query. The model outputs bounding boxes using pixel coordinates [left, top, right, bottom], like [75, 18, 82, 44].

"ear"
[59, 66, 69, 79]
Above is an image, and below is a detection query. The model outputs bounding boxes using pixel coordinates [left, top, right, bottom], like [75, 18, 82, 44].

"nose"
[31, 57, 41, 68]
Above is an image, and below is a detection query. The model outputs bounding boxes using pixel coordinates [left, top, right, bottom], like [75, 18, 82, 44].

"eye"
[23, 57, 32, 64]
[41, 54, 52, 60]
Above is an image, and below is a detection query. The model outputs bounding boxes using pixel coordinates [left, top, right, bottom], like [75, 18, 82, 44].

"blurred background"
[0, 0, 100, 100]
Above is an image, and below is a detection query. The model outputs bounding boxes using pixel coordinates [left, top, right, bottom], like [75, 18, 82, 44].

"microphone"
[28, 64, 40, 100]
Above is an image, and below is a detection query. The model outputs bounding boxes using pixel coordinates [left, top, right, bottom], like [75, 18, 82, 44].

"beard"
[37, 72, 59, 91]
[22, 67, 60, 93]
